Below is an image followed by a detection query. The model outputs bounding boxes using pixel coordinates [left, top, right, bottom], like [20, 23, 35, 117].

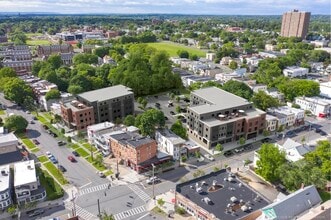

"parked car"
[28, 209, 44, 217]
[320, 130, 327, 136]
[51, 132, 58, 138]
[234, 148, 244, 153]
[57, 141, 66, 146]
[68, 155, 76, 162]
[43, 125, 49, 130]
[98, 172, 106, 178]
[49, 156, 58, 164]
[204, 154, 215, 161]
[26, 111, 30, 114]
[170, 111, 175, 115]
[30, 120, 35, 124]
[58, 165, 66, 172]
[164, 116, 168, 120]
[72, 151, 80, 157]
[146, 176, 160, 184]
[243, 144, 253, 150]
[224, 150, 234, 157]
[33, 139, 40, 145]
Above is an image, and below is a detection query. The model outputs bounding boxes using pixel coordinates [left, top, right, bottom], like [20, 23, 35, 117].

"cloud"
[0, 0, 329, 14]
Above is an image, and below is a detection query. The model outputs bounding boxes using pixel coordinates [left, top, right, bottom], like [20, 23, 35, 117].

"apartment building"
[14, 160, 46, 205]
[2, 59, 33, 74]
[155, 129, 186, 161]
[295, 96, 331, 118]
[37, 44, 73, 57]
[0, 165, 12, 210]
[187, 87, 266, 149]
[61, 100, 95, 131]
[77, 85, 134, 124]
[0, 50, 32, 61]
[109, 131, 157, 173]
[281, 10, 311, 39]
[283, 66, 309, 78]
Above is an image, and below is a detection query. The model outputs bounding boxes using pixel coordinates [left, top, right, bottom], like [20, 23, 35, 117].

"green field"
[44, 162, 68, 185]
[0, 110, 5, 115]
[27, 39, 51, 46]
[146, 42, 206, 57]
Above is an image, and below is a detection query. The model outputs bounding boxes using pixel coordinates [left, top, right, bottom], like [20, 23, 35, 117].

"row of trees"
[256, 141, 330, 191]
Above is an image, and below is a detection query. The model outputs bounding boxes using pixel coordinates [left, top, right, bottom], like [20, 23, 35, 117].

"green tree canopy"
[255, 143, 287, 182]
[222, 80, 253, 100]
[123, 115, 135, 126]
[73, 53, 99, 65]
[0, 67, 16, 78]
[3, 78, 34, 105]
[135, 109, 165, 137]
[170, 120, 187, 139]
[45, 89, 61, 101]
[4, 115, 28, 132]
[10, 32, 27, 45]
[277, 79, 320, 101]
[251, 90, 280, 110]
[47, 54, 62, 70]
[229, 60, 238, 70]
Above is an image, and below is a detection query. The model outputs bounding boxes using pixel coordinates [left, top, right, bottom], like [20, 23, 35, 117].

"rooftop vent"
[212, 180, 217, 186]
[1, 170, 7, 176]
[196, 187, 203, 193]
[230, 196, 237, 203]
[202, 197, 212, 205]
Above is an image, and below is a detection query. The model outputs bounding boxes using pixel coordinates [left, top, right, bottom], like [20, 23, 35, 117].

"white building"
[249, 84, 268, 93]
[283, 66, 309, 78]
[277, 138, 311, 162]
[265, 44, 277, 51]
[155, 129, 186, 160]
[266, 114, 278, 132]
[320, 81, 331, 99]
[267, 108, 295, 128]
[206, 53, 216, 61]
[295, 96, 331, 117]
[14, 160, 46, 205]
[0, 133, 19, 154]
[0, 165, 11, 210]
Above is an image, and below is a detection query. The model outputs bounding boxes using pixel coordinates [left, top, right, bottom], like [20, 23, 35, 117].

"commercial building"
[268, 106, 305, 127]
[258, 185, 321, 220]
[14, 160, 46, 205]
[265, 114, 278, 132]
[175, 169, 269, 220]
[155, 129, 186, 161]
[109, 131, 158, 173]
[320, 81, 331, 99]
[77, 85, 134, 124]
[61, 100, 95, 131]
[0, 165, 12, 210]
[283, 66, 309, 78]
[280, 10, 311, 39]
[187, 87, 266, 149]
[295, 96, 331, 118]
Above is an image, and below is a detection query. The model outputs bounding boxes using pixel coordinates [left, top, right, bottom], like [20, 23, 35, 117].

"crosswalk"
[113, 205, 146, 220]
[127, 184, 150, 203]
[78, 183, 109, 196]
[65, 202, 97, 220]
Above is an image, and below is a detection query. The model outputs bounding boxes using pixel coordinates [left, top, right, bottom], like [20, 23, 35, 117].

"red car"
[68, 156, 76, 162]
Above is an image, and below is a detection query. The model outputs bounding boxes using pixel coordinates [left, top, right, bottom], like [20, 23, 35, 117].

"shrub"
[175, 207, 186, 215]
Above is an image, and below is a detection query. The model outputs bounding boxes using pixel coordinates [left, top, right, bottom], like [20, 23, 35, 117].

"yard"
[146, 41, 206, 57]
[37, 167, 64, 200]
[43, 162, 68, 185]
[75, 147, 90, 158]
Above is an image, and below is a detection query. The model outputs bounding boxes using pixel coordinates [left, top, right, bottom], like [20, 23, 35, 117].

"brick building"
[37, 44, 73, 57]
[187, 87, 266, 149]
[109, 131, 157, 173]
[61, 100, 95, 131]
[281, 10, 311, 39]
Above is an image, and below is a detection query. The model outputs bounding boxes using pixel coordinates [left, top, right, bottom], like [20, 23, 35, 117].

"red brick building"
[109, 132, 157, 173]
[61, 100, 95, 131]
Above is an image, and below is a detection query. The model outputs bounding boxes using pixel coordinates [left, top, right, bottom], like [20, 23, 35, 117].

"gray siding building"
[77, 85, 134, 123]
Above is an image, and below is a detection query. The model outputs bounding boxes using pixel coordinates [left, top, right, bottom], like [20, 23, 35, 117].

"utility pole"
[152, 163, 155, 203]
[97, 199, 101, 219]
[72, 190, 76, 217]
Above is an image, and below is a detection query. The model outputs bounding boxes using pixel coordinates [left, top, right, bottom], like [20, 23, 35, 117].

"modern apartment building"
[281, 10, 311, 39]
[61, 100, 95, 131]
[77, 85, 134, 124]
[0, 165, 12, 210]
[14, 160, 46, 205]
[109, 131, 157, 173]
[187, 87, 266, 149]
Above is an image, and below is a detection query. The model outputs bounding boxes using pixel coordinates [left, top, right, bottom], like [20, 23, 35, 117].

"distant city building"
[283, 66, 308, 78]
[0, 165, 12, 210]
[60, 52, 75, 65]
[76, 85, 134, 124]
[37, 44, 73, 57]
[187, 87, 266, 149]
[281, 10, 311, 39]
[14, 160, 46, 205]
[2, 59, 33, 74]
[295, 96, 331, 118]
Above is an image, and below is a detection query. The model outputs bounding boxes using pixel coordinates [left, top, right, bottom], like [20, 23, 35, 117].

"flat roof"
[0, 165, 10, 192]
[156, 129, 186, 145]
[78, 85, 133, 102]
[14, 160, 37, 187]
[176, 169, 269, 220]
[0, 133, 18, 148]
[87, 122, 114, 132]
[110, 131, 155, 148]
[190, 87, 250, 114]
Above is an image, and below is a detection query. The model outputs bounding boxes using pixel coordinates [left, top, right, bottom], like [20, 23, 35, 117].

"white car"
[146, 176, 160, 184]
[204, 154, 215, 161]
[46, 151, 52, 157]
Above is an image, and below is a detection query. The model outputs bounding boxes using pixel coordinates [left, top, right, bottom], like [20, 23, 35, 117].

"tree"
[4, 115, 28, 132]
[67, 85, 84, 95]
[255, 143, 287, 182]
[251, 91, 280, 111]
[215, 143, 223, 152]
[100, 211, 115, 220]
[222, 80, 253, 100]
[170, 120, 187, 139]
[6, 205, 17, 215]
[123, 115, 135, 126]
[0, 67, 16, 78]
[73, 53, 99, 65]
[47, 54, 62, 70]
[94, 154, 104, 167]
[157, 198, 165, 207]
[135, 109, 165, 137]
[10, 32, 27, 45]
[175, 105, 181, 113]
[177, 50, 189, 59]
[94, 46, 111, 58]
[239, 137, 246, 145]
[229, 60, 238, 70]
[3, 78, 34, 105]
[45, 89, 61, 101]
[278, 79, 320, 101]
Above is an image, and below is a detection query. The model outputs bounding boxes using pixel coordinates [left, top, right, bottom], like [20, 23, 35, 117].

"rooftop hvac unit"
[202, 197, 212, 205]
[212, 180, 217, 186]
[201, 181, 206, 186]
[196, 187, 203, 193]
[230, 196, 237, 203]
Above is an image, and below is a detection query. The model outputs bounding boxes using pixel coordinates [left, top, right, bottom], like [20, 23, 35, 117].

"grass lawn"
[83, 143, 97, 152]
[37, 167, 64, 200]
[21, 138, 39, 151]
[31, 148, 40, 153]
[26, 39, 51, 46]
[42, 112, 53, 121]
[75, 147, 90, 158]
[104, 170, 113, 176]
[85, 156, 107, 171]
[43, 162, 68, 185]
[71, 144, 81, 150]
[37, 115, 64, 138]
[26, 33, 43, 37]
[38, 156, 48, 163]
[0, 110, 5, 115]
[146, 41, 206, 57]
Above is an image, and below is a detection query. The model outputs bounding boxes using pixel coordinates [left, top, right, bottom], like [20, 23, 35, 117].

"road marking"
[65, 202, 97, 220]
[136, 212, 150, 220]
[127, 184, 150, 203]
[78, 183, 108, 196]
[114, 205, 146, 220]
[79, 181, 92, 189]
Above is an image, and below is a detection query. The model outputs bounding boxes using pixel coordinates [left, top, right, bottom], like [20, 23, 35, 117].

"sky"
[0, 0, 330, 15]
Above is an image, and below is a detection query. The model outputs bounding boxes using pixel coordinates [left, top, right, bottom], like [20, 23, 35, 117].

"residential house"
[277, 138, 311, 162]
[265, 114, 278, 132]
[311, 40, 329, 48]
[187, 87, 266, 149]
[76, 85, 134, 124]
[182, 75, 216, 87]
[259, 51, 285, 59]
[206, 53, 216, 61]
[61, 100, 95, 131]
[220, 56, 233, 65]
[14, 160, 46, 205]
[155, 129, 186, 160]
[103, 55, 116, 65]
[265, 44, 277, 51]
[295, 96, 331, 117]
[266, 89, 285, 103]
[320, 81, 331, 99]
[267, 107, 295, 128]
[283, 66, 308, 78]
[0, 165, 12, 210]
[249, 84, 268, 93]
